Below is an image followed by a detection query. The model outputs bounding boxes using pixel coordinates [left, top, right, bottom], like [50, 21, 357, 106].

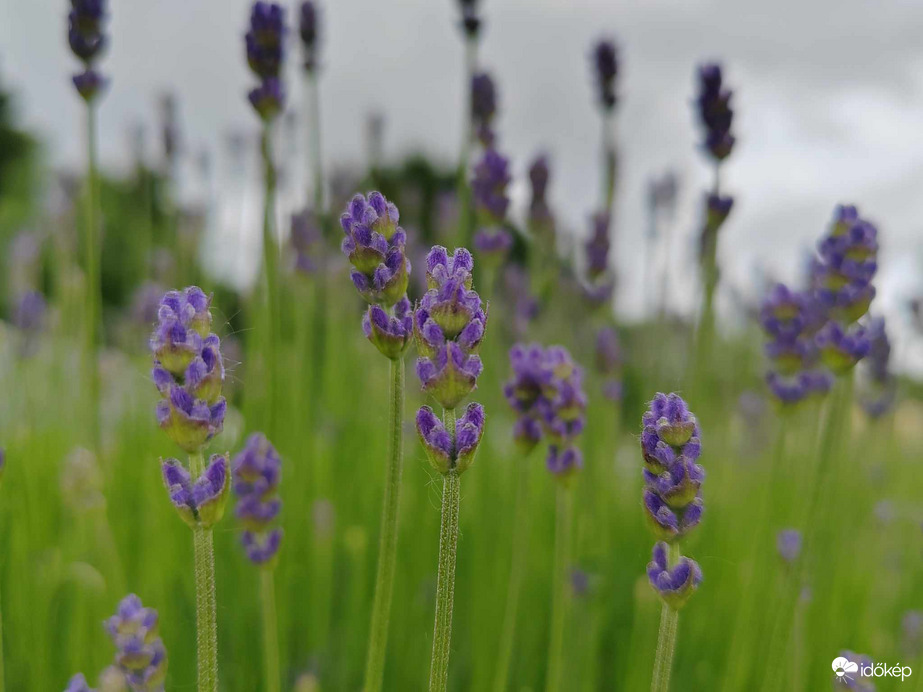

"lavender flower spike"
[245, 2, 287, 120]
[592, 39, 619, 111]
[415, 246, 488, 409]
[151, 287, 227, 454]
[471, 72, 497, 147]
[105, 594, 169, 691]
[68, 0, 109, 102]
[695, 63, 735, 162]
[162, 455, 231, 529]
[340, 192, 411, 307]
[232, 433, 284, 565]
[647, 542, 703, 611]
[299, 1, 320, 71]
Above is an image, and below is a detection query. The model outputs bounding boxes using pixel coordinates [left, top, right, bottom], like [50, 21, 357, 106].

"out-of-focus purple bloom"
[416, 402, 485, 475]
[457, 0, 481, 38]
[816, 321, 870, 375]
[13, 290, 46, 335]
[104, 594, 168, 691]
[232, 432, 283, 565]
[592, 39, 618, 111]
[245, 2, 287, 120]
[695, 63, 735, 162]
[776, 528, 802, 564]
[860, 317, 896, 418]
[340, 192, 411, 307]
[72, 69, 107, 102]
[130, 282, 165, 328]
[528, 154, 554, 232]
[473, 227, 512, 265]
[414, 246, 487, 409]
[64, 673, 95, 692]
[814, 205, 878, 325]
[290, 208, 321, 275]
[641, 393, 704, 542]
[647, 541, 703, 611]
[585, 213, 611, 280]
[504, 343, 586, 474]
[903, 611, 923, 658]
[705, 193, 733, 231]
[471, 72, 497, 147]
[150, 287, 226, 453]
[502, 264, 539, 338]
[595, 326, 622, 403]
[68, 0, 109, 103]
[162, 455, 230, 529]
[472, 147, 511, 227]
[299, 1, 320, 71]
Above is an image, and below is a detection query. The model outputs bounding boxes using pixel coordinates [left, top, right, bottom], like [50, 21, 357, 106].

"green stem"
[261, 121, 280, 435]
[429, 451, 461, 692]
[190, 452, 218, 692]
[0, 566, 4, 692]
[650, 543, 681, 692]
[457, 37, 477, 248]
[260, 568, 281, 692]
[83, 102, 101, 451]
[545, 484, 572, 692]
[362, 357, 406, 692]
[493, 456, 531, 692]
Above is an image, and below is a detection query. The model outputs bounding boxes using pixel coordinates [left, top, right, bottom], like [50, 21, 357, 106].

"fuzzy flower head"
[68, 0, 109, 102]
[641, 393, 704, 542]
[504, 343, 553, 452]
[592, 39, 618, 110]
[814, 205, 878, 324]
[415, 246, 488, 409]
[299, 1, 320, 71]
[232, 433, 283, 565]
[363, 297, 413, 360]
[151, 287, 226, 454]
[161, 455, 230, 529]
[647, 542, 703, 610]
[104, 594, 168, 691]
[816, 321, 870, 375]
[695, 63, 735, 162]
[340, 192, 410, 307]
[246, 2, 285, 79]
[472, 147, 511, 227]
[471, 72, 497, 147]
[416, 403, 485, 475]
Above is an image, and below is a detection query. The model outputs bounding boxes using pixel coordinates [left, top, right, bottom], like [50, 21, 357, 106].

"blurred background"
[3, 0, 923, 370]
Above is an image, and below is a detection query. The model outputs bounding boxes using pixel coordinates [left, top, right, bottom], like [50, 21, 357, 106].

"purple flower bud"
[471, 72, 497, 147]
[162, 455, 230, 528]
[291, 207, 321, 274]
[592, 39, 618, 110]
[246, 2, 286, 79]
[647, 542, 703, 610]
[416, 402, 485, 475]
[104, 594, 168, 690]
[473, 227, 512, 264]
[232, 433, 283, 564]
[68, 0, 108, 70]
[472, 148, 511, 226]
[363, 297, 413, 360]
[457, 0, 481, 38]
[72, 68, 107, 103]
[417, 342, 483, 410]
[299, 1, 320, 71]
[585, 212, 611, 280]
[546, 445, 582, 480]
[65, 673, 94, 692]
[341, 192, 410, 307]
[695, 63, 735, 162]
[248, 77, 285, 121]
[705, 193, 733, 231]
[776, 528, 802, 564]
[813, 207, 878, 325]
[816, 321, 870, 375]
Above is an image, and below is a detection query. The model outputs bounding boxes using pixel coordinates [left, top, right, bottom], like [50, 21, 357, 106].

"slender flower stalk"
[151, 287, 229, 692]
[455, 0, 483, 247]
[641, 394, 705, 692]
[0, 448, 4, 692]
[245, 2, 287, 433]
[340, 193, 413, 692]
[414, 246, 487, 691]
[231, 433, 284, 692]
[68, 0, 109, 449]
[592, 38, 619, 214]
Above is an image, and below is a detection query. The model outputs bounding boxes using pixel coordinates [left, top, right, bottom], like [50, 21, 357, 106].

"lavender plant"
[68, 0, 109, 450]
[341, 192, 412, 692]
[592, 39, 619, 213]
[859, 317, 896, 418]
[232, 433, 283, 692]
[245, 1, 287, 432]
[694, 63, 736, 364]
[413, 246, 487, 691]
[471, 146, 512, 272]
[455, 0, 485, 246]
[641, 393, 704, 692]
[151, 286, 228, 692]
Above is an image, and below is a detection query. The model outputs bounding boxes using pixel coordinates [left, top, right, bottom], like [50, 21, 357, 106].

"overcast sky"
[2, 0, 923, 370]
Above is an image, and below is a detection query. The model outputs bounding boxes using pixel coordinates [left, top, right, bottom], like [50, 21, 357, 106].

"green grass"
[1, 249, 921, 691]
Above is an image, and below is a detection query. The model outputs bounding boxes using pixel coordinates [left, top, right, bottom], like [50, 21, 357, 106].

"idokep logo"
[832, 656, 913, 683]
